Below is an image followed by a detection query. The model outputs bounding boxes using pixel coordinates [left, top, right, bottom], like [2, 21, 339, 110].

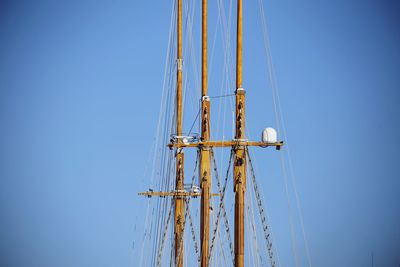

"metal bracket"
[177, 58, 183, 71]
[232, 138, 248, 142]
[202, 95, 210, 101]
[236, 87, 245, 95]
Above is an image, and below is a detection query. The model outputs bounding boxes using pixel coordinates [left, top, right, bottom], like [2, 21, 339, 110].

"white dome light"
[262, 127, 277, 144]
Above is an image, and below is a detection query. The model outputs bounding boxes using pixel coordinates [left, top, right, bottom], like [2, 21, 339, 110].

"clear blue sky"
[0, 0, 399, 266]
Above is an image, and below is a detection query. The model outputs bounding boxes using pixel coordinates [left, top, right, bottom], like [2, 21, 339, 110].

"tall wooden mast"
[200, 0, 211, 266]
[234, 0, 246, 266]
[174, 0, 185, 266]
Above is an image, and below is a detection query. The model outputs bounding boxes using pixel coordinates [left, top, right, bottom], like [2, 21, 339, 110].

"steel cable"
[246, 148, 277, 267]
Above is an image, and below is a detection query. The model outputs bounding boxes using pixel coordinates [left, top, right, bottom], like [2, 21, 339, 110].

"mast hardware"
[236, 87, 245, 94]
[177, 58, 183, 71]
[170, 134, 200, 145]
[202, 95, 210, 101]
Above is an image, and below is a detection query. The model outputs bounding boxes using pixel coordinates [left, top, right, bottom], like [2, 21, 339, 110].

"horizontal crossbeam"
[168, 140, 284, 149]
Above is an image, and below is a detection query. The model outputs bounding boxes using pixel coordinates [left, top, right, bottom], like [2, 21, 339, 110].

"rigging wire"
[188, 104, 201, 136]
[140, 0, 177, 265]
[211, 149, 234, 262]
[207, 1, 236, 263]
[209, 149, 235, 265]
[156, 201, 175, 267]
[140, 0, 315, 265]
[256, 0, 312, 266]
[151, 0, 179, 262]
[246, 173, 263, 266]
[247, 148, 278, 267]
[183, 0, 200, 121]
[208, 93, 235, 99]
[187, 205, 200, 263]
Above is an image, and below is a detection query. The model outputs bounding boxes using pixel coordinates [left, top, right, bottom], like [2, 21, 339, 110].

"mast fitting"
[202, 95, 210, 101]
[177, 58, 183, 71]
[236, 87, 245, 94]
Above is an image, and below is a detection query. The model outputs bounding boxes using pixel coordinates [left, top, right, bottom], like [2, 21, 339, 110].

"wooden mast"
[200, 0, 211, 266]
[234, 0, 246, 266]
[174, 0, 185, 266]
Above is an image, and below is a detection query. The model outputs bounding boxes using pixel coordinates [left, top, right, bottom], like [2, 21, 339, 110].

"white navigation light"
[262, 127, 277, 144]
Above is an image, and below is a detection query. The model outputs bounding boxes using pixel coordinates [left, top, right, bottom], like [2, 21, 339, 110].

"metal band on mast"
[175, 0, 185, 266]
[200, 0, 211, 266]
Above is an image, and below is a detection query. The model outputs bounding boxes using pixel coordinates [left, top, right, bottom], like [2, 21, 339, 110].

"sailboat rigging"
[137, 1, 296, 266]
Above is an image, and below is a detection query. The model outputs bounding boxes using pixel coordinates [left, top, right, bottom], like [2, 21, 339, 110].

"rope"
[256, 0, 312, 265]
[188, 207, 200, 264]
[246, 182, 263, 266]
[214, 0, 235, 143]
[247, 148, 277, 267]
[209, 149, 235, 265]
[183, 0, 201, 126]
[211, 149, 234, 262]
[144, 0, 178, 264]
[156, 201, 175, 267]
[188, 104, 201, 136]
[208, 93, 235, 99]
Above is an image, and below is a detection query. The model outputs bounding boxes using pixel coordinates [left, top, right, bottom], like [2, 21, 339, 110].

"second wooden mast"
[174, 0, 185, 266]
[200, 0, 211, 266]
[234, 0, 246, 266]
